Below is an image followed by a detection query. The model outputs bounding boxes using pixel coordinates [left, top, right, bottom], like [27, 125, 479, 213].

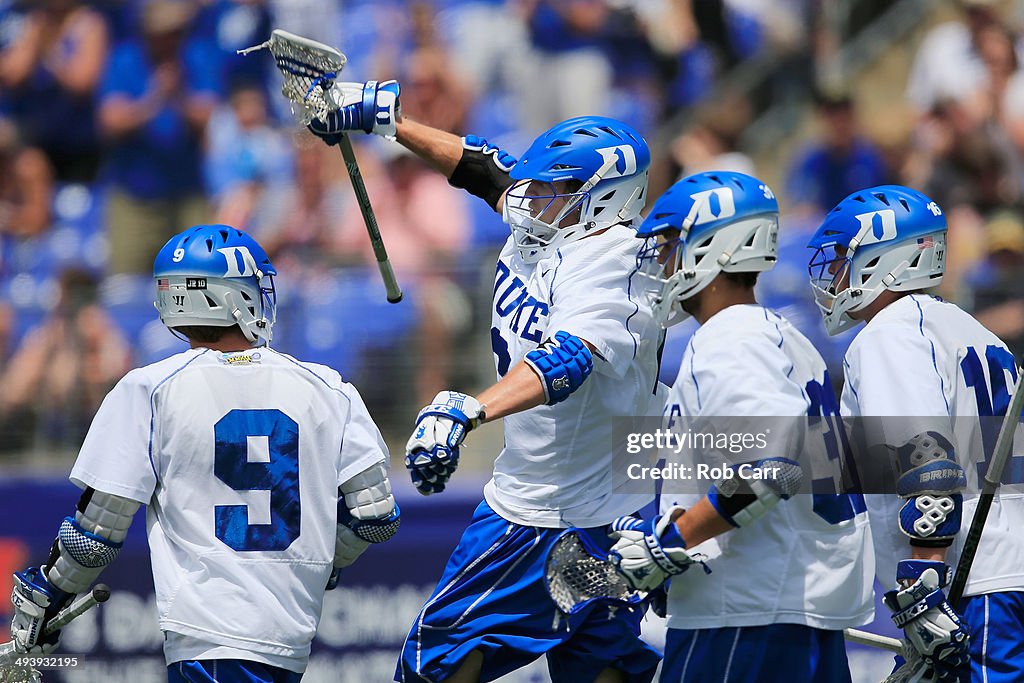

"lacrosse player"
[607, 171, 874, 683]
[8, 225, 399, 682]
[807, 185, 1024, 682]
[308, 82, 663, 682]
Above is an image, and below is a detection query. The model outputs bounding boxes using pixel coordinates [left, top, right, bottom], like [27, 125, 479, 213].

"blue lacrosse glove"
[405, 391, 485, 495]
[10, 567, 71, 654]
[607, 508, 706, 592]
[307, 79, 401, 144]
[883, 560, 970, 682]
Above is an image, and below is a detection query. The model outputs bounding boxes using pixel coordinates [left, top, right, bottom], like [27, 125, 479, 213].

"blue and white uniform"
[661, 304, 874, 683]
[70, 348, 388, 675]
[842, 293, 1024, 683]
[399, 227, 662, 683]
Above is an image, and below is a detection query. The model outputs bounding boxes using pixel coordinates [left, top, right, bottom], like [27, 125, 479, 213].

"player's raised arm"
[305, 79, 517, 212]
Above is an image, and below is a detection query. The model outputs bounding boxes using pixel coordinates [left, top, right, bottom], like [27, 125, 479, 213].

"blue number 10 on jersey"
[214, 409, 301, 551]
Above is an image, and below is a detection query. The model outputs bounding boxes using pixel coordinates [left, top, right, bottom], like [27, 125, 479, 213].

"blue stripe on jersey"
[764, 308, 795, 379]
[911, 295, 951, 414]
[687, 337, 702, 412]
[623, 259, 641, 363]
[842, 358, 859, 401]
[547, 249, 564, 303]
[269, 349, 351, 406]
[148, 349, 210, 479]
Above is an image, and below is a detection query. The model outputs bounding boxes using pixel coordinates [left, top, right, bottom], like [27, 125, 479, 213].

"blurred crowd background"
[2, 0, 1024, 468]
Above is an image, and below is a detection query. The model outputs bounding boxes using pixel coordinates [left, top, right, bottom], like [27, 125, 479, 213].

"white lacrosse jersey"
[483, 225, 662, 528]
[841, 293, 1024, 597]
[70, 347, 389, 673]
[664, 304, 874, 630]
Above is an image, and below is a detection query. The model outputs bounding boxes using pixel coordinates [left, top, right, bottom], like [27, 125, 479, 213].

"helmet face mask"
[808, 242, 858, 334]
[153, 225, 278, 347]
[505, 116, 651, 264]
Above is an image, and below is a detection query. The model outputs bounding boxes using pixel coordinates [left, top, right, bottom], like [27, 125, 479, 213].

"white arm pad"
[335, 462, 395, 568]
[48, 490, 140, 594]
[341, 461, 395, 520]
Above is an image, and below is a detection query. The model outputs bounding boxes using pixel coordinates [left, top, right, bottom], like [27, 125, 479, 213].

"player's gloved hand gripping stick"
[238, 30, 402, 303]
[0, 585, 110, 667]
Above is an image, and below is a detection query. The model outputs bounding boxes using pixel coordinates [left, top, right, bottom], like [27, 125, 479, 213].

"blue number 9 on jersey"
[214, 409, 301, 551]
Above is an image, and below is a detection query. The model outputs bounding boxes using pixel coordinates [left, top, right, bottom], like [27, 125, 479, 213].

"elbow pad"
[335, 462, 400, 569]
[448, 135, 517, 210]
[892, 431, 966, 547]
[707, 458, 803, 528]
[525, 331, 594, 405]
[47, 488, 139, 594]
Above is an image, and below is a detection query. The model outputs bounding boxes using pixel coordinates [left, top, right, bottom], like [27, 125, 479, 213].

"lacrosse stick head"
[544, 529, 646, 615]
[882, 650, 933, 683]
[240, 29, 347, 125]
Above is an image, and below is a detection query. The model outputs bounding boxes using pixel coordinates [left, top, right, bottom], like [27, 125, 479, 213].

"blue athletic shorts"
[661, 624, 851, 683]
[961, 590, 1024, 683]
[396, 500, 661, 683]
[167, 659, 302, 683]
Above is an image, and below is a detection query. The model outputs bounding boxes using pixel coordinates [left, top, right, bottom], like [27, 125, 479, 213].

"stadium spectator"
[0, 0, 109, 182]
[205, 81, 293, 227]
[338, 146, 470, 404]
[970, 209, 1024, 360]
[905, 0, 1001, 117]
[668, 94, 756, 178]
[397, 46, 473, 135]
[0, 268, 131, 454]
[192, 0, 275, 100]
[253, 137, 348, 275]
[0, 119, 53, 240]
[98, 0, 214, 275]
[785, 89, 888, 216]
[517, 0, 614, 129]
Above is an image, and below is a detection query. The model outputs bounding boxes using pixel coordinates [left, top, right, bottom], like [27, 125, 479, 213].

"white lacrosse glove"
[10, 567, 69, 654]
[406, 391, 485, 495]
[883, 561, 970, 682]
[307, 79, 401, 142]
[608, 508, 704, 592]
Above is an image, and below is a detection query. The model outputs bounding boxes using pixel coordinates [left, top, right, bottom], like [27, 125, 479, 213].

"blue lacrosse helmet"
[503, 116, 651, 263]
[153, 225, 278, 346]
[635, 171, 780, 327]
[807, 185, 946, 335]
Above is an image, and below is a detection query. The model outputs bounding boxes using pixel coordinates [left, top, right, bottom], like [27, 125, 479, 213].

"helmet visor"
[505, 179, 588, 230]
[808, 245, 851, 313]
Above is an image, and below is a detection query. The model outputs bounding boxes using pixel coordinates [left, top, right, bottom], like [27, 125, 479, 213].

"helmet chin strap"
[224, 291, 259, 344]
[881, 259, 911, 288]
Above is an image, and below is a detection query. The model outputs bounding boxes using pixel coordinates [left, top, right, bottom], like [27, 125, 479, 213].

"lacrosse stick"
[239, 29, 403, 304]
[544, 529, 647, 616]
[843, 627, 905, 654]
[0, 584, 110, 667]
[948, 363, 1024, 607]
